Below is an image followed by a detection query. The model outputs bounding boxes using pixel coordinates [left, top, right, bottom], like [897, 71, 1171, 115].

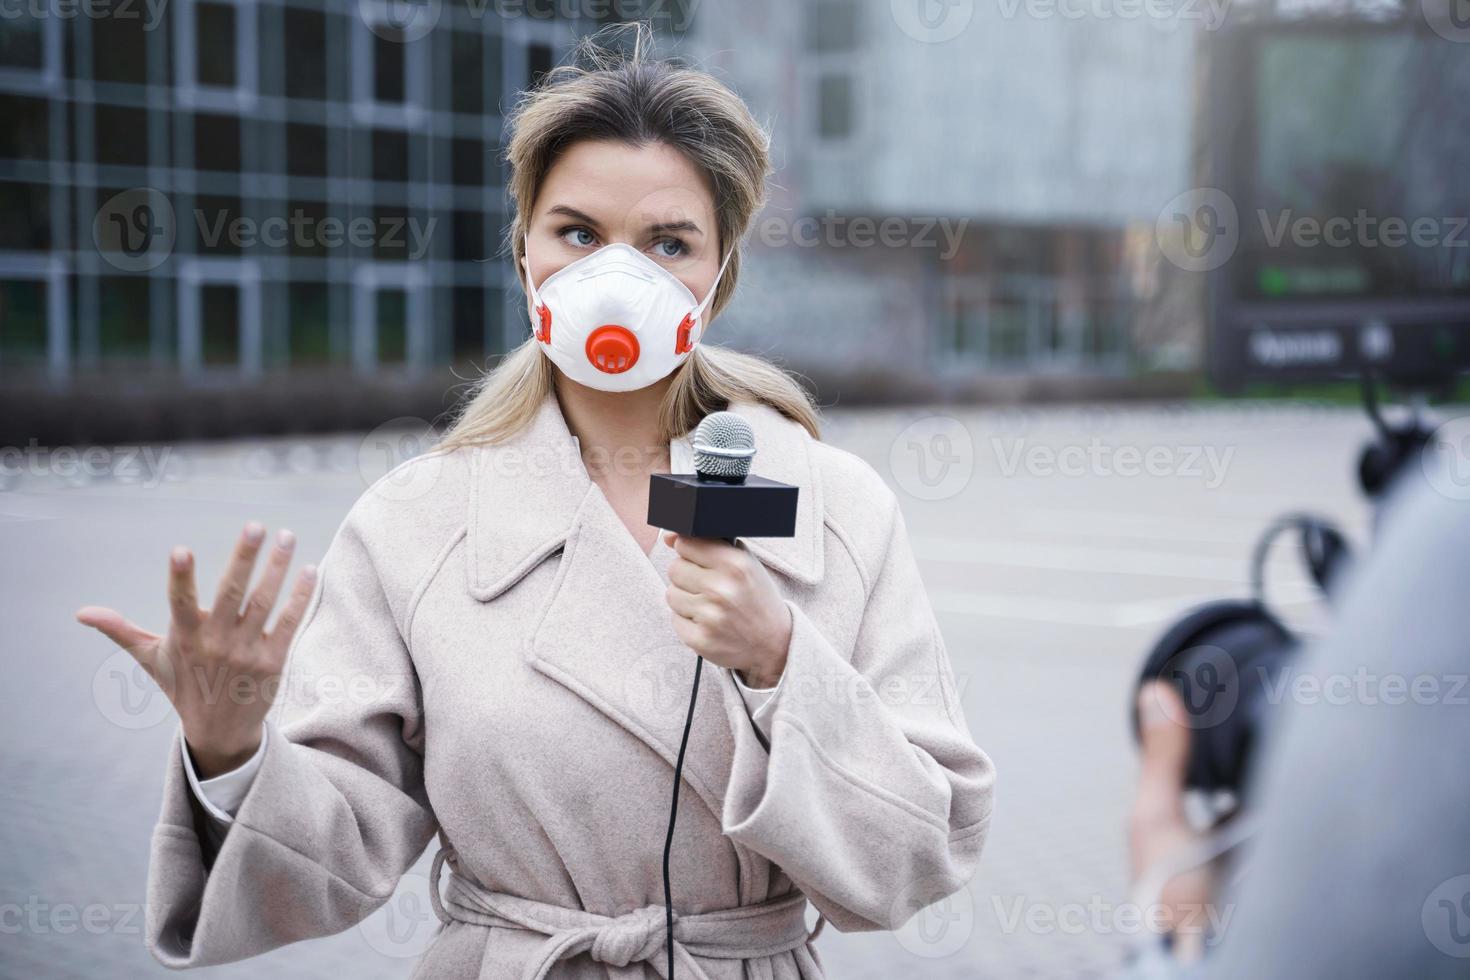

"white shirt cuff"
[180, 723, 268, 826]
[732, 667, 784, 739]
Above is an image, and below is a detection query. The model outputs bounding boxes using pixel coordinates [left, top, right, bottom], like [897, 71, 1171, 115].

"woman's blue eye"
[560, 228, 597, 248]
[653, 238, 686, 258]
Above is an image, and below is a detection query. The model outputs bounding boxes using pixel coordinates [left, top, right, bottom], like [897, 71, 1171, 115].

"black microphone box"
[647, 473, 799, 540]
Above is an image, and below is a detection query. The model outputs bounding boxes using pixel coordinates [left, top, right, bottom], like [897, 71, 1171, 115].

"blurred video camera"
[1130, 379, 1437, 802]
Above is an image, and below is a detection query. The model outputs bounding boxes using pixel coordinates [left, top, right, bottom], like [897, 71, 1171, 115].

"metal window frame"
[174, 0, 260, 114]
[176, 256, 263, 381]
[0, 253, 70, 382]
[943, 271, 1134, 373]
[800, 0, 862, 145]
[351, 3, 430, 129]
[351, 260, 429, 376]
[0, 10, 62, 93]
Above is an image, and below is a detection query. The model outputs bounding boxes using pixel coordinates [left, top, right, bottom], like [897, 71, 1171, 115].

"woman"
[76, 26, 996, 980]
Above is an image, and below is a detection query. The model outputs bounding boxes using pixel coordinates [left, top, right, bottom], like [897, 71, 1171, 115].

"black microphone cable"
[662, 651, 704, 980]
[662, 535, 737, 979]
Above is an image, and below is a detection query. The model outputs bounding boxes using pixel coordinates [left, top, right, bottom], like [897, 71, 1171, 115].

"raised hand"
[76, 521, 317, 778]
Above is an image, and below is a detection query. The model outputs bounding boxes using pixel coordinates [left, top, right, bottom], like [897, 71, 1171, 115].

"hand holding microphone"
[651, 410, 798, 687]
[662, 532, 792, 688]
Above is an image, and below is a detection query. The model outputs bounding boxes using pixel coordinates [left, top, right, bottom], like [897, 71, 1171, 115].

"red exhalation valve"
[585, 325, 640, 374]
[535, 304, 552, 343]
[675, 313, 697, 355]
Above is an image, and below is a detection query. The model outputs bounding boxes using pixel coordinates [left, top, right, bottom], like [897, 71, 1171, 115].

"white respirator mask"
[523, 237, 733, 392]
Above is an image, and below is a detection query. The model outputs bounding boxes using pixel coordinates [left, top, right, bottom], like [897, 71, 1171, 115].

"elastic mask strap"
[693, 247, 735, 320]
[685, 247, 735, 349]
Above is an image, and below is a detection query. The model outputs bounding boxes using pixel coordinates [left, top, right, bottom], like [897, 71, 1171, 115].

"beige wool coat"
[144, 391, 997, 979]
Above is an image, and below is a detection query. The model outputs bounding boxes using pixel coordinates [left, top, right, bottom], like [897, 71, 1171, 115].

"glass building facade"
[0, 1, 648, 437]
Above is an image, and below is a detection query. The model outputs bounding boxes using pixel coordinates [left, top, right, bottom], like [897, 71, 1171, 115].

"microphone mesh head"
[692, 411, 756, 480]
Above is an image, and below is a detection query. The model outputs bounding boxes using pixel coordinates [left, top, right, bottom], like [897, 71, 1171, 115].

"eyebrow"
[545, 204, 704, 238]
[649, 219, 705, 238]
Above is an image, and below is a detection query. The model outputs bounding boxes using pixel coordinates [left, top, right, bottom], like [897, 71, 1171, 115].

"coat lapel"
[463, 389, 826, 822]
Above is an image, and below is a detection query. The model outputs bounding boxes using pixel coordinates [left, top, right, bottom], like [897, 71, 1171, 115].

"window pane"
[372, 128, 408, 183]
[0, 279, 48, 371]
[0, 181, 51, 250]
[452, 285, 483, 364]
[373, 205, 411, 260]
[287, 200, 329, 258]
[283, 8, 327, 100]
[450, 31, 482, 115]
[817, 73, 853, 139]
[450, 137, 483, 187]
[93, 14, 148, 85]
[288, 282, 331, 365]
[0, 18, 45, 71]
[989, 294, 1029, 364]
[451, 210, 482, 262]
[286, 122, 328, 176]
[200, 284, 240, 365]
[806, 1, 860, 54]
[0, 95, 50, 160]
[377, 288, 406, 364]
[374, 35, 405, 103]
[196, 3, 237, 88]
[98, 277, 152, 360]
[95, 104, 149, 168]
[194, 114, 241, 171]
[527, 42, 552, 90]
[195, 194, 243, 256]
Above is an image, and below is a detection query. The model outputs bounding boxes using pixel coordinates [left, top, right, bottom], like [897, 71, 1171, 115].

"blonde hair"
[435, 22, 820, 452]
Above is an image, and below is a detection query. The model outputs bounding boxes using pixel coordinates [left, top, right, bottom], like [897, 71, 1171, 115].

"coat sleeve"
[720, 489, 996, 932]
[144, 498, 440, 968]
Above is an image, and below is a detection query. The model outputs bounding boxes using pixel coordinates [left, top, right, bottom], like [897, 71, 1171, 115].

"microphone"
[691, 411, 756, 483]
[648, 411, 799, 541]
[646, 410, 800, 979]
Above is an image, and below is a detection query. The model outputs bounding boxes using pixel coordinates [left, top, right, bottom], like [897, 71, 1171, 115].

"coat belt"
[429, 845, 824, 980]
